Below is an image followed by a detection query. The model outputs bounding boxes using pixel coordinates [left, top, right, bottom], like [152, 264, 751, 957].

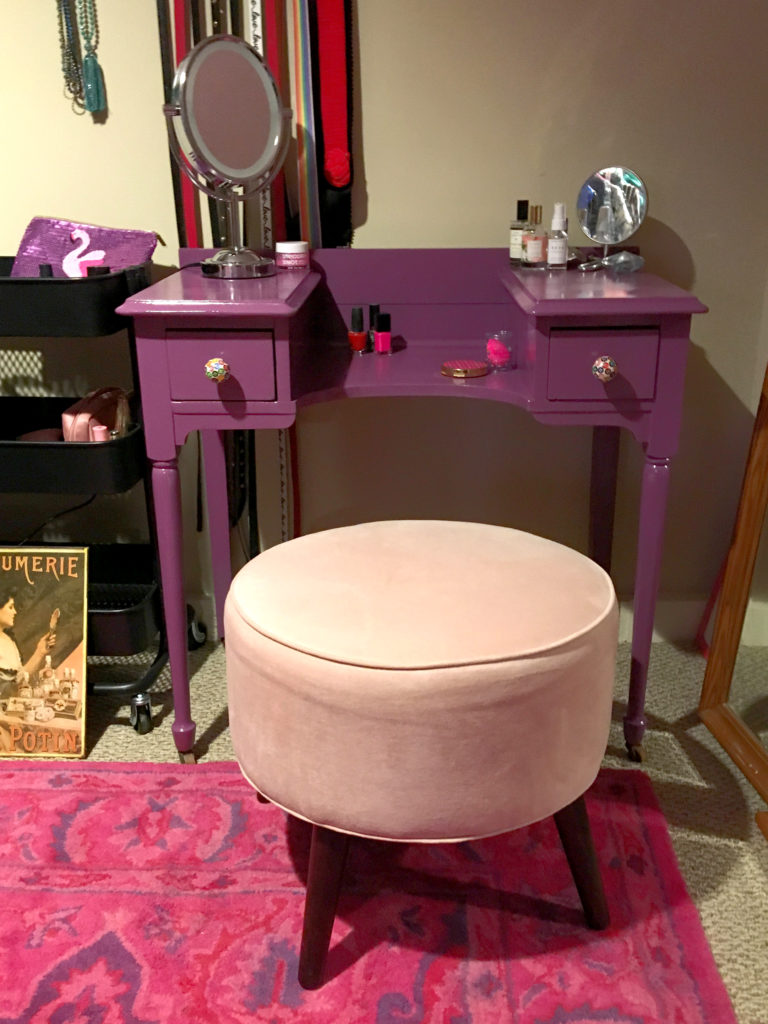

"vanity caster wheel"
[626, 743, 645, 763]
[187, 604, 207, 651]
[130, 693, 153, 735]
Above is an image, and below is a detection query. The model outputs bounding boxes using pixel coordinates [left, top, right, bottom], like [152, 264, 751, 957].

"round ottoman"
[224, 520, 618, 987]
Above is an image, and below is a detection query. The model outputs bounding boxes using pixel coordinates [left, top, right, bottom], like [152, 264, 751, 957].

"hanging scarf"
[310, 0, 353, 246]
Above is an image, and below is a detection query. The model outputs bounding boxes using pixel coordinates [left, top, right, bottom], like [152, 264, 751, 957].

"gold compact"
[441, 359, 489, 379]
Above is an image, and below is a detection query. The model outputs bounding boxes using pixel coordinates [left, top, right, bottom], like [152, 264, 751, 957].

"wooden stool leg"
[553, 794, 610, 930]
[298, 825, 351, 989]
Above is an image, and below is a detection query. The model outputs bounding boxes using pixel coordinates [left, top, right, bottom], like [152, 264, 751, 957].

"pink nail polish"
[373, 312, 391, 354]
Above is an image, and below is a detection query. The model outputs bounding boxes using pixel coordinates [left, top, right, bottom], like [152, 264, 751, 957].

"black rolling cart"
[0, 259, 173, 736]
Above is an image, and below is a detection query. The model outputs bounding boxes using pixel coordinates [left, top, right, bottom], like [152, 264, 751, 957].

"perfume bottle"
[509, 199, 529, 264]
[546, 202, 569, 270]
[39, 655, 58, 694]
[16, 670, 30, 697]
[521, 205, 546, 266]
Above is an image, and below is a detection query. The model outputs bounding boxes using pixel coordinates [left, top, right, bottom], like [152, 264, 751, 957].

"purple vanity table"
[118, 248, 706, 761]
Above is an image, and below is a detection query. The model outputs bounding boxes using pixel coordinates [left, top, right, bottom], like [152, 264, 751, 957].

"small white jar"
[275, 240, 310, 270]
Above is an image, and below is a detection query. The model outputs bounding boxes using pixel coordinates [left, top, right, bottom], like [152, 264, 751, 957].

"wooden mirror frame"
[699, 360, 768, 840]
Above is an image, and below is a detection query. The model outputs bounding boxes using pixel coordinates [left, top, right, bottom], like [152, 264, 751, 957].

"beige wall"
[2, 1, 768, 635]
[1, 5, 175, 262]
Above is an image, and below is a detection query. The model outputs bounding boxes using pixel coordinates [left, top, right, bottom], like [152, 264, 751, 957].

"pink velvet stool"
[224, 520, 619, 988]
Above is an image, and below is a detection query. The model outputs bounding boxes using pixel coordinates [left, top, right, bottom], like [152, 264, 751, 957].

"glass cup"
[485, 330, 516, 371]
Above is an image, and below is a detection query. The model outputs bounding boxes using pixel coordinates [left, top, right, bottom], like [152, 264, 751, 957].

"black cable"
[247, 429, 260, 558]
[16, 494, 97, 546]
[229, 0, 242, 37]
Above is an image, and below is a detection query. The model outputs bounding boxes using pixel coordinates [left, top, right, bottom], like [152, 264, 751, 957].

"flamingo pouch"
[10, 218, 158, 279]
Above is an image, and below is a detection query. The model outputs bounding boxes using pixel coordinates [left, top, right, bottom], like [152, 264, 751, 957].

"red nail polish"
[348, 307, 367, 354]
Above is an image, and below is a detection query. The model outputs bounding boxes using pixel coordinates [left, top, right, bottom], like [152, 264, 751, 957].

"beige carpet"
[84, 640, 768, 1024]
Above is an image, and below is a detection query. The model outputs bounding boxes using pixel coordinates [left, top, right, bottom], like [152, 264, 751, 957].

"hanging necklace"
[75, 0, 106, 112]
[56, 0, 84, 109]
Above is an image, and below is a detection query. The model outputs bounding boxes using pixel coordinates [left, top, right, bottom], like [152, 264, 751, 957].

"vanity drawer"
[547, 328, 659, 401]
[166, 330, 276, 401]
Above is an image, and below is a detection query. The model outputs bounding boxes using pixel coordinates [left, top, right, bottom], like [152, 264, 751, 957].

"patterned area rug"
[0, 762, 735, 1024]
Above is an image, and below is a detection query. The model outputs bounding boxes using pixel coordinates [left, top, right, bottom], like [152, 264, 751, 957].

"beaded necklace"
[76, 0, 99, 55]
[56, 0, 84, 109]
[76, 0, 106, 112]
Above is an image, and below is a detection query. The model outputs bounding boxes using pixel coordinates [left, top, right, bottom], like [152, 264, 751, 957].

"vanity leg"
[589, 426, 620, 574]
[152, 459, 196, 756]
[625, 455, 670, 759]
[200, 430, 232, 642]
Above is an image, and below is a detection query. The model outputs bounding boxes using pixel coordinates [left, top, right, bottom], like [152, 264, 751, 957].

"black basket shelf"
[0, 258, 149, 337]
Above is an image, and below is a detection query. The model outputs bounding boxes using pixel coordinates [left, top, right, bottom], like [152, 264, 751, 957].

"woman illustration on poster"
[0, 587, 57, 699]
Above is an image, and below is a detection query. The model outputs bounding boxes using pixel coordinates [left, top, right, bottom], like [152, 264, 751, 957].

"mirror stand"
[200, 193, 275, 278]
[576, 167, 647, 272]
[699, 358, 768, 839]
[164, 35, 291, 280]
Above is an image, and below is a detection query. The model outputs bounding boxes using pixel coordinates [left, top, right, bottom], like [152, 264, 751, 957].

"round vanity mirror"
[576, 166, 648, 248]
[164, 35, 291, 278]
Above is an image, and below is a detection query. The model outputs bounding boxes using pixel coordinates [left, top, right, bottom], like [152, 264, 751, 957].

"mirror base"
[201, 249, 276, 279]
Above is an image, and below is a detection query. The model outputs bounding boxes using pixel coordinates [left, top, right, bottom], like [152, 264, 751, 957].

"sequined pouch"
[10, 218, 158, 279]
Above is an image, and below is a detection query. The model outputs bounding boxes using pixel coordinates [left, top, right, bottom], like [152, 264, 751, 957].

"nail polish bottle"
[368, 304, 380, 352]
[348, 306, 367, 354]
[509, 200, 529, 264]
[373, 312, 391, 354]
[546, 202, 569, 270]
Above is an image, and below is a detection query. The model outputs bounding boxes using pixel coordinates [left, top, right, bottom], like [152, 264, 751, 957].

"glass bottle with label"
[546, 202, 569, 269]
[522, 205, 546, 266]
[39, 655, 58, 695]
[509, 200, 530, 264]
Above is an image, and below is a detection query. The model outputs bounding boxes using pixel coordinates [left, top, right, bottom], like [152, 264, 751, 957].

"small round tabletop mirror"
[164, 35, 291, 278]
[576, 166, 648, 251]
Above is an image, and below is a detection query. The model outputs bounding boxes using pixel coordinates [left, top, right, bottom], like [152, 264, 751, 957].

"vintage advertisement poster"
[0, 547, 88, 758]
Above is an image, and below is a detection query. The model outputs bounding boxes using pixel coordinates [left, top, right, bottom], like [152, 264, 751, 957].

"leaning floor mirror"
[699, 359, 768, 840]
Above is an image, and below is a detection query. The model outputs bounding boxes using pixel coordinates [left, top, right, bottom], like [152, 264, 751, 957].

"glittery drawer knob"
[591, 355, 617, 383]
[204, 357, 231, 382]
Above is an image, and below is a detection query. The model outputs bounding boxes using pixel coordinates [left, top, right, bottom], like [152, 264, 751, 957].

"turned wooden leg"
[553, 794, 610, 930]
[298, 825, 351, 989]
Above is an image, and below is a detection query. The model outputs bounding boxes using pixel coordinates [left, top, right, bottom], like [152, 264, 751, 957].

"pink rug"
[0, 762, 735, 1023]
